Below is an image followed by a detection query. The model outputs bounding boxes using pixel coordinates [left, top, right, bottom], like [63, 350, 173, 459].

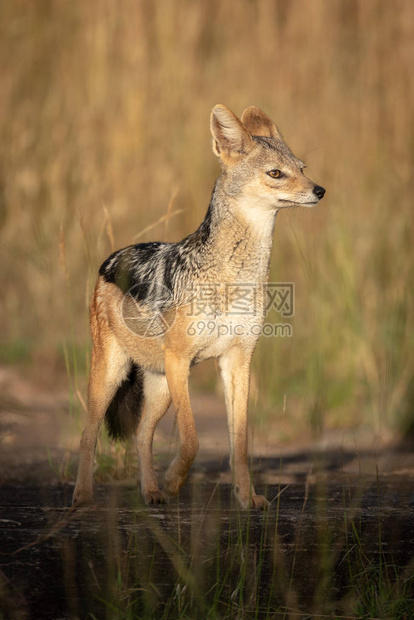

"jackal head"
[210, 104, 325, 216]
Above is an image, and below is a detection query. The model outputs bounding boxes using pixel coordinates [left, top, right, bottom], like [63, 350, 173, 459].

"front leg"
[219, 346, 269, 510]
[163, 348, 199, 496]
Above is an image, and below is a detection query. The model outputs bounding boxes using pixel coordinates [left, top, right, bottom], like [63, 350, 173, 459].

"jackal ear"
[241, 105, 282, 140]
[210, 104, 253, 160]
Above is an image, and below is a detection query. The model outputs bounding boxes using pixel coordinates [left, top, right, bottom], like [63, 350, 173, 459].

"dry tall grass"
[1, 0, 413, 435]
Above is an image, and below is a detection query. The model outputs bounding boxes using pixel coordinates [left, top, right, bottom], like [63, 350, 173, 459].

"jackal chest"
[185, 308, 265, 363]
[177, 280, 266, 360]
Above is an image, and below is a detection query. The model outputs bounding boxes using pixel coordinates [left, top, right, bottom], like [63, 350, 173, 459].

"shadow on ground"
[1, 453, 414, 619]
[1, 365, 414, 618]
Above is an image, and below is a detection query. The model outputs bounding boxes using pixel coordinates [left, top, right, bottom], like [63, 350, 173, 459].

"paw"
[143, 490, 168, 505]
[164, 470, 187, 496]
[250, 494, 270, 511]
[72, 487, 94, 507]
[236, 489, 270, 511]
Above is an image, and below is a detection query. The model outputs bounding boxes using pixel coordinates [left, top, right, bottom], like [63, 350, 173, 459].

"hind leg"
[72, 343, 129, 507]
[137, 372, 171, 504]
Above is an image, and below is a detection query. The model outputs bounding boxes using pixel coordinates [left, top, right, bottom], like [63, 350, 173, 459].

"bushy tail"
[105, 363, 144, 440]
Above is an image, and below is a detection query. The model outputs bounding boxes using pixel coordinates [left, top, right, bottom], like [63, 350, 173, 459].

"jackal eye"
[267, 169, 282, 179]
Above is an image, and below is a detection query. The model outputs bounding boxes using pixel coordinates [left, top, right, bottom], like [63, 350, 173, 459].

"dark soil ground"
[1, 366, 414, 619]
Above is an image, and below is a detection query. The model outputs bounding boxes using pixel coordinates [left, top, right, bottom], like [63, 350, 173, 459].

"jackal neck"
[183, 178, 277, 283]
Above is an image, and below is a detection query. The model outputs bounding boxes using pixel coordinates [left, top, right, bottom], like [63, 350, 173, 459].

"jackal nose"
[313, 185, 326, 200]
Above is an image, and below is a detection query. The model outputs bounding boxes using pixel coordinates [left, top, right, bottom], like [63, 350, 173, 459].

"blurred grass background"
[1, 0, 413, 440]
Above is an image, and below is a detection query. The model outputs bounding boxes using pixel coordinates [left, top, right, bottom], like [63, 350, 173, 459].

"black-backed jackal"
[73, 105, 325, 510]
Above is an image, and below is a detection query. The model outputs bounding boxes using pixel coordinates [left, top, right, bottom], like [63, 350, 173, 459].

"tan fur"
[241, 105, 282, 140]
[73, 104, 325, 510]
